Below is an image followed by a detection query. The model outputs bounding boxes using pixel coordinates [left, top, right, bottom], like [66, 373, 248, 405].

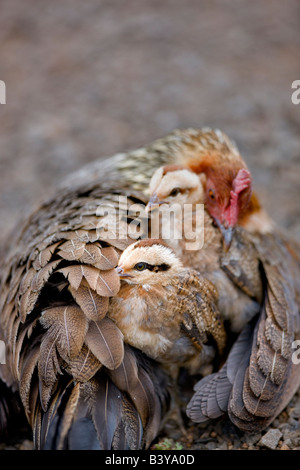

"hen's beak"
[115, 266, 133, 279]
[145, 194, 167, 213]
[215, 220, 234, 249]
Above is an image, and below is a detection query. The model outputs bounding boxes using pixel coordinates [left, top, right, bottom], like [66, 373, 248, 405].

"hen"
[0, 127, 235, 449]
[171, 131, 300, 433]
[0, 127, 299, 448]
[145, 136, 300, 432]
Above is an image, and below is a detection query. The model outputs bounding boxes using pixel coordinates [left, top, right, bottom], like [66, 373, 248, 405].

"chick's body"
[108, 240, 226, 375]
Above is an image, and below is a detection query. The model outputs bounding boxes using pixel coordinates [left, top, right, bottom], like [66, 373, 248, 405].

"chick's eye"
[134, 262, 146, 271]
[170, 188, 181, 197]
[208, 189, 216, 201]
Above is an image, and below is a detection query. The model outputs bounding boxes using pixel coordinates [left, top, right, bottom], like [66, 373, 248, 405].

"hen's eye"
[208, 189, 216, 200]
[170, 188, 181, 197]
[134, 262, 146, 271]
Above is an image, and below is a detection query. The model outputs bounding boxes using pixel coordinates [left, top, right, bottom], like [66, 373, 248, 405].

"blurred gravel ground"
[0, 0, 299, 450]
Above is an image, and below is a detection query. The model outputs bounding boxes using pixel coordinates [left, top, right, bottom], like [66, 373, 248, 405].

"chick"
[108, 238, 226, 378]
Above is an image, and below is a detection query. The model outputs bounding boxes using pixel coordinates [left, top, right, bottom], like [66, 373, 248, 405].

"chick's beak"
[145, 193, 167, 213]
[115, 266, 133, 279]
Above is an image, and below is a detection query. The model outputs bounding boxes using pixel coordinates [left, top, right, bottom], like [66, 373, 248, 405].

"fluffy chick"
[108, 239, 226, 377]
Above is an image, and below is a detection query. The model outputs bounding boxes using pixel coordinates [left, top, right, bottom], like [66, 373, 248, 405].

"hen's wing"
[0, 183, 171, 449]
[177, 271, 227, 357]
[227, 232, 300, 431]
[187, 230, 300, 432]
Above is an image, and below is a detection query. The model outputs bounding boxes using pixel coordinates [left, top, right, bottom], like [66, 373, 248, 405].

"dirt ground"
[0, 0, 299, 450]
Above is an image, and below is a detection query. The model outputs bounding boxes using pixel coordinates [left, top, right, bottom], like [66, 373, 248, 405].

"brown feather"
[248, 321, 278, 401]
[56, 383, 81, 450]
[256, 333, 288, 385]
[19, 288, 40, 321]
[0, 300, 15, 331]
[40, 305, 88, 361]
[38, 332, 62, 387]
[69, 281, 109, 322]
[31, 260, 61, 293]
[19, 344, 40, 415]
[265, 316, 291, 359]
[6, 265, 26, 303]
[96, 269, 120, 297]
[242, 368, 281, 418]
[38, 332, 63, 410]
[18, 267, 37, 297]
[84, 318, 124, 370]
[32, 242, 61, 270]
[133, 368, 161, 447]
[78, 245, 119, 270]
[65, 345, 102, 382]
[59, 265, 120, 296]
[108, 344, 139, 392]
[112, 395, 143, 450]
[57, 239, 86, 261]
[59, 265, 90, 290]
[14, 318, 39, 380]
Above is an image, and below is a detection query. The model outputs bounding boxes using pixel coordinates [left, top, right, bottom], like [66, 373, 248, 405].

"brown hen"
[144, 132, 300, 432]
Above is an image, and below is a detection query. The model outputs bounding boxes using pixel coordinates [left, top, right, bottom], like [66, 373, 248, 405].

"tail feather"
[187, 320, 254, 423]
[31, 350, 170, 450]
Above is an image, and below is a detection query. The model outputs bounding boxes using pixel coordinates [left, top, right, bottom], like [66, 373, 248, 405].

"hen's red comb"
[224, 169, 252, 227]
[232, 169, 252, 195]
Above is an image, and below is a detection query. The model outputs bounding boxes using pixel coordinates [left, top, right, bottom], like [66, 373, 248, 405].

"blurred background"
[0, 0, 300, 245]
